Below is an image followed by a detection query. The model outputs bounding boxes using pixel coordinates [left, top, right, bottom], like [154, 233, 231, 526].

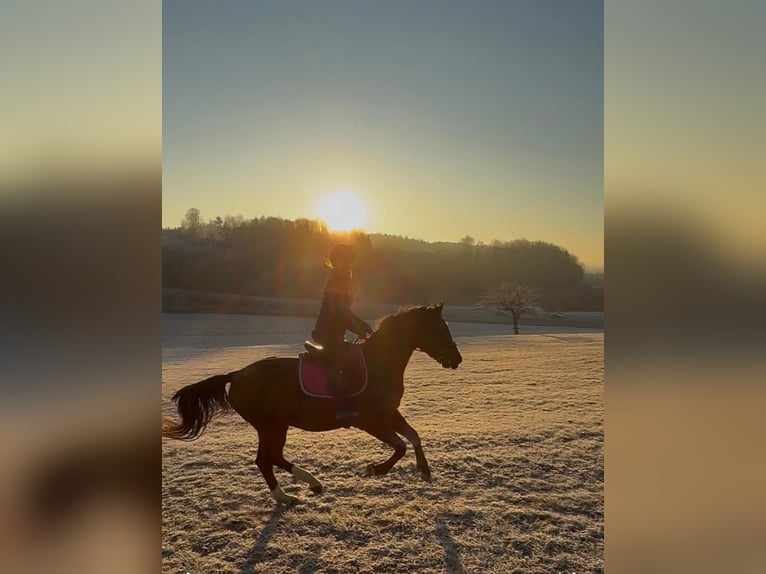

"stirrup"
[335, 401, 356, 428]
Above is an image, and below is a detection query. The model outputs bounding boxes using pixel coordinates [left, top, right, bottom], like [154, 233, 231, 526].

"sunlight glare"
[315, 190, 366, 232]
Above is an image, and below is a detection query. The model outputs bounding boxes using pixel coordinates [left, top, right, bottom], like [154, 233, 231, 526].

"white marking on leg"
[270, 484, 300, 504]
[291, 465, 322, 490]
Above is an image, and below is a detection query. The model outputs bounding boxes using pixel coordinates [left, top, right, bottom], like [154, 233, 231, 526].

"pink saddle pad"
[299, 346, 368, 399]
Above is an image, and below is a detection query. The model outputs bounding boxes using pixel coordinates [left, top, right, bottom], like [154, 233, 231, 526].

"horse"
[162, 303, 463, 504]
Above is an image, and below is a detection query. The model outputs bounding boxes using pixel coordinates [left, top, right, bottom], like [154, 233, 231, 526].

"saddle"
[299, 342, 368, 399]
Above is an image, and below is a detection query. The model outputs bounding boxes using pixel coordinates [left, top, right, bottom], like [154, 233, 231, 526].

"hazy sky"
[163, 0, 603, 269]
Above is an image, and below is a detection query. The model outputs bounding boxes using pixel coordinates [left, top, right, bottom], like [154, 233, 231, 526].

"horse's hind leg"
[387, 410, 432, 482]
[356, 418, 407, 477]
[274, 457, 323, 494]
[255, 428, 300, 505]
[269, 427, 323, 494]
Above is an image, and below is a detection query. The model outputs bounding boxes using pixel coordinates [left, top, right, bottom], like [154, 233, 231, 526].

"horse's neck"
[364, 321, 415, 380]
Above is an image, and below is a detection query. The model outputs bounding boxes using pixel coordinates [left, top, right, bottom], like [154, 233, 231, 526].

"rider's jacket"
[312, 268, 369, 345]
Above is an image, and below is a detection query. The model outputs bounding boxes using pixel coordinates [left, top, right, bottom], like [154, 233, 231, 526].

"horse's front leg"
[355, 417, 407, 477]
[387, 410, 432, 482]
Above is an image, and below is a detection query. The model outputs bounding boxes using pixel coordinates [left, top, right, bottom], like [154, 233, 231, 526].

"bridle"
[364, 310, 460, 367]
[415, 322, 459, 366]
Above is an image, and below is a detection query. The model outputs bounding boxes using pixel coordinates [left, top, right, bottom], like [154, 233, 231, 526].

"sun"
[315, 190, 366, 232]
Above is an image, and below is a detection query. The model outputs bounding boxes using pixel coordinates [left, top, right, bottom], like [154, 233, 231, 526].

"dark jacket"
[313, 269, 369, 344]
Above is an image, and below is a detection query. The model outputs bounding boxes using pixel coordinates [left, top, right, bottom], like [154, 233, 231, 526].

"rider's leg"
[325, 340, 355, 425]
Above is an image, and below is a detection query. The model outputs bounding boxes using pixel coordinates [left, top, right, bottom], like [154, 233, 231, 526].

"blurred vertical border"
[606, 0, 765, 572]
[0, 1, 160, 572]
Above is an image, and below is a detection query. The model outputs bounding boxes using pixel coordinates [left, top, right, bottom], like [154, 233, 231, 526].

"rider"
[311, 242, 374, 425]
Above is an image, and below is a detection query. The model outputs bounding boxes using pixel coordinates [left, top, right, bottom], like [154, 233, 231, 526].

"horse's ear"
[437, 301, 445, 312]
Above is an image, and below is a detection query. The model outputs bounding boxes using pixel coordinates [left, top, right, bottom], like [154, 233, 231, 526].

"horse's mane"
[373, 304, 436, 331]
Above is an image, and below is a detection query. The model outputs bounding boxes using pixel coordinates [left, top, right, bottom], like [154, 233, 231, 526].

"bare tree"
[482, 282, 540, 334]
[181, 208, 202, 240]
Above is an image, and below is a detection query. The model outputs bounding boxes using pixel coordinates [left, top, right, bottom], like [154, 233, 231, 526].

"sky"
[163, 0, 603, 269]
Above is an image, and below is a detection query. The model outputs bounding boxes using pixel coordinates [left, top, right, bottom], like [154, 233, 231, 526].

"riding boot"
[329, 369, 355, 427]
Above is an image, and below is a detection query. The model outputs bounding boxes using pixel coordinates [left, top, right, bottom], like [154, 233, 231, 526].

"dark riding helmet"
[327, 243, 355, 268]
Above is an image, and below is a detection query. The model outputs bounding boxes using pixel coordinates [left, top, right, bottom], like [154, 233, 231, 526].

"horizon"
[163, 1, 603, 269]
[164, 209, 604, 273]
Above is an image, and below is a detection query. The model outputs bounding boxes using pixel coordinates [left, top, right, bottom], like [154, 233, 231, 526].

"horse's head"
[409, 302, 463, 369]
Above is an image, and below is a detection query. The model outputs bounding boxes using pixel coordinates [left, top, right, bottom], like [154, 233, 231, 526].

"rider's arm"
[330, 276, 372, 337]
[341, 309, 373, 338]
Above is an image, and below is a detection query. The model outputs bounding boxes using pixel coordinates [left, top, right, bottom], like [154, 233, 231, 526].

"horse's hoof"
[419, 471, 433, 483]
[271, 486, 302, 505]
[309, 483, 323, 494]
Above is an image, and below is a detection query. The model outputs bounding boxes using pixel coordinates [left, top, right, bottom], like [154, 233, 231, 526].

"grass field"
[162, 328, 603, 573]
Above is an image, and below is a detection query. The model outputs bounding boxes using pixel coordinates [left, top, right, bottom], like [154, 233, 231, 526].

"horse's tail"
[162, 373, 233, 441]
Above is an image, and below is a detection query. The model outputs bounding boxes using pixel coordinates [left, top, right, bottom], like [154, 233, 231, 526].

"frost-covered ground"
[162, 314, 603, 573]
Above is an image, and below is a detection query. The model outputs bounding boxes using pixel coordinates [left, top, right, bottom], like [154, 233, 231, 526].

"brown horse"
[162, 303, 463, 504]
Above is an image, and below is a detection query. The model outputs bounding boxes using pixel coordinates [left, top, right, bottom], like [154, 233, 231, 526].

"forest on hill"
[162, 210, 603, 311]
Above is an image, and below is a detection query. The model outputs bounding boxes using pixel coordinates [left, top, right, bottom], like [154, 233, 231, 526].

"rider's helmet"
[327, 243, 355, 269]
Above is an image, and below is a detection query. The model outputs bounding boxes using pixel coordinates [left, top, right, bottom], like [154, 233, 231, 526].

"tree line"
[163, 209, 603, 311]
